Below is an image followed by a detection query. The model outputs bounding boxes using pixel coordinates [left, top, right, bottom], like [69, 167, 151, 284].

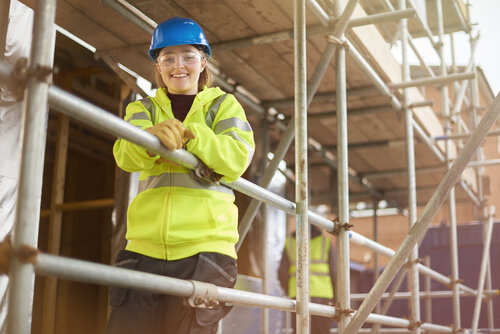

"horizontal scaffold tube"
[349, 231, 476, 294]
[46, 79, 468, 293]
[32, 252, 453, 331]
[0, 59, 479, 307]
[350, 289, 499, 301]
[344, 90, 500, 334]
[211, 9, 415, 52]
[43, 82, 335, 232]
[390, 71, 475, 89]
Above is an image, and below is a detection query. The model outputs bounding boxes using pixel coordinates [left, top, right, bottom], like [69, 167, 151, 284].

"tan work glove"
[145, 118, 195, 151]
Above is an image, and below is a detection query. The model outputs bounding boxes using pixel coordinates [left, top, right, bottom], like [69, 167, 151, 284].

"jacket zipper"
[161, 163, 172, 259]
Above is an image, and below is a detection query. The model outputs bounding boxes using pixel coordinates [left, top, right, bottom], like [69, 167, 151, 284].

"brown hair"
[153, 48, 217, 92]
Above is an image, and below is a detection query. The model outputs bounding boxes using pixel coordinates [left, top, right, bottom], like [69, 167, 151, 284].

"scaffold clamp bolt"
[330, 218, 354, 236]
[408, 320, 423, 330]
[446, 277, 464, 289]
[9, 57, 54, 101]
[0, 236, 39, 275]
[326, 35, 349, 50]
[404, 257, 423, 269]
[332, 302, 354, 322]
[186, 280, 219, 309]
[192, 160, 222, 186]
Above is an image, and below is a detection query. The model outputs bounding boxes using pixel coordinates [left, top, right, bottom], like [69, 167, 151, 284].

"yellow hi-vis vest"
[113, 87, 254, 261]
[285, 234, 334, 299]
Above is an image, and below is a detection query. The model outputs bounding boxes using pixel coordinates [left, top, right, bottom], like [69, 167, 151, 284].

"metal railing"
[1, 0, 498, 333]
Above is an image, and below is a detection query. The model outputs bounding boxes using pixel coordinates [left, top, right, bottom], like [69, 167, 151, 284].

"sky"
[469, 0, 500, 95]
[402, 1, 500, 95]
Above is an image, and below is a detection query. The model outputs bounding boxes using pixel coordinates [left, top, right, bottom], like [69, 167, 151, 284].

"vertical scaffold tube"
[470, 206, 495, 334]
[334, 0, 351, 330]
[342, 89, 500, 334]
[424, 256, 432, 323]
[261, 118, 271, 334]
[6, 0, 57, 333]
[236, 0, 359, 251]
[467, 11, 495, 324]
[436, 0, 461, 330]
[399, 0, 420, 332]
[294, 0, 309, 332]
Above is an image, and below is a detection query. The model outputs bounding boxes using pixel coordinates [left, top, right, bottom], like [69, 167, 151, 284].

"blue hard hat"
[149, 17, 211, 61]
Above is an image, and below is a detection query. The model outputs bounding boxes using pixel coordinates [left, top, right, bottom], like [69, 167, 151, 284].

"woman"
[108, 17, 255, 334]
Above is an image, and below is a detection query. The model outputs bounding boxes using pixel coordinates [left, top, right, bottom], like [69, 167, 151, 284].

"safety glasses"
[157, 52, 204, 66]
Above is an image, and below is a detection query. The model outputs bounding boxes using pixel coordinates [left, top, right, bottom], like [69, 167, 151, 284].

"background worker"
[108, 17, 254, 334]
[278, 223, 336, 333]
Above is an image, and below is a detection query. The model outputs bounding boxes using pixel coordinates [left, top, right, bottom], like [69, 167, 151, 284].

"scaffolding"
[1, 0, 499, 333]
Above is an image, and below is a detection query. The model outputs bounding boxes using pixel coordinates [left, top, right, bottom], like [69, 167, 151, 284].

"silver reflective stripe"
[291, 272, 329, 277]
[139, 97, 155, 123]
[225, 131, 255, 166]
[127, 111, 150, 122]
[205, 94, 228, 129]
[311, 259, 327, 264]
[214, 117, 252, 134]
[138, 172, 234, 195]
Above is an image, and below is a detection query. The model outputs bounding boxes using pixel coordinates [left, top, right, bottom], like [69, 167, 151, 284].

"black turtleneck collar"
[168, 92, 196, 122]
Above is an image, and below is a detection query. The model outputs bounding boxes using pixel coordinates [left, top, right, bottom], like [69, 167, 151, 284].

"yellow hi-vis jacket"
[113, 86, 254, 261]
[285, 234, 334, 299]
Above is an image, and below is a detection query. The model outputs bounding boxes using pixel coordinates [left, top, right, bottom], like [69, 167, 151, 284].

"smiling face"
[155, 45, 207, 95]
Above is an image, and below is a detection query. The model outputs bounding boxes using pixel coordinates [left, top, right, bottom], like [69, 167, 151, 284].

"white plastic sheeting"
[0, 0, 33, 332]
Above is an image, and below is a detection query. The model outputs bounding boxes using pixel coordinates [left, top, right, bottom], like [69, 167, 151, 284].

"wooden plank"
[347, 5, 451, 150]
[23, 0, 128, 50]
[349, 112, 399, 141]
[184, 0, 296, 98]
[66, 0, 148, 45]
[216, 50, 287, 99]
[220, 0, 302, 93]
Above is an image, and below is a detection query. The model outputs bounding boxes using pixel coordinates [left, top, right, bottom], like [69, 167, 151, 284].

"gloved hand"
[145, 118, 195, 151]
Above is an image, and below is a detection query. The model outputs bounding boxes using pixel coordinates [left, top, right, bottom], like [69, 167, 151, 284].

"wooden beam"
[40, 198, 115, 217]
[42, 114, 69, 334]
[97, 52, 148, 98]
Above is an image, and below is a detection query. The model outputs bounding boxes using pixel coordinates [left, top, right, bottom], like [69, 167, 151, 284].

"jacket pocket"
[109, 250, 140, 307]
[168, 194, 216, 244]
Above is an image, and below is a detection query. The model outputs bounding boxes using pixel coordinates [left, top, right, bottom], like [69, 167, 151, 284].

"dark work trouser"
[106, 250, 237, 334]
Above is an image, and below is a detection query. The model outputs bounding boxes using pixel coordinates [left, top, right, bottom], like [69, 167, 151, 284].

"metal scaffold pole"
[0, 51, 495, 332]
[369, 270, 407, 334]
[294, 0, 309, 332]
[260, 117, 271, 334]
[334, 0, 352, 330]
[6, 0, 57, 332]
[467, 3, 495, 323]
[436, 0, 461, 331]
[399, 0, 420, 332]
[236, 0, 359, 251]
[424, 256, 432, 323]
[27, 251, 456, 332]
[2, 1, 499, 331]
[342, 90, 500, 334]
[471, 206, 495, 334]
